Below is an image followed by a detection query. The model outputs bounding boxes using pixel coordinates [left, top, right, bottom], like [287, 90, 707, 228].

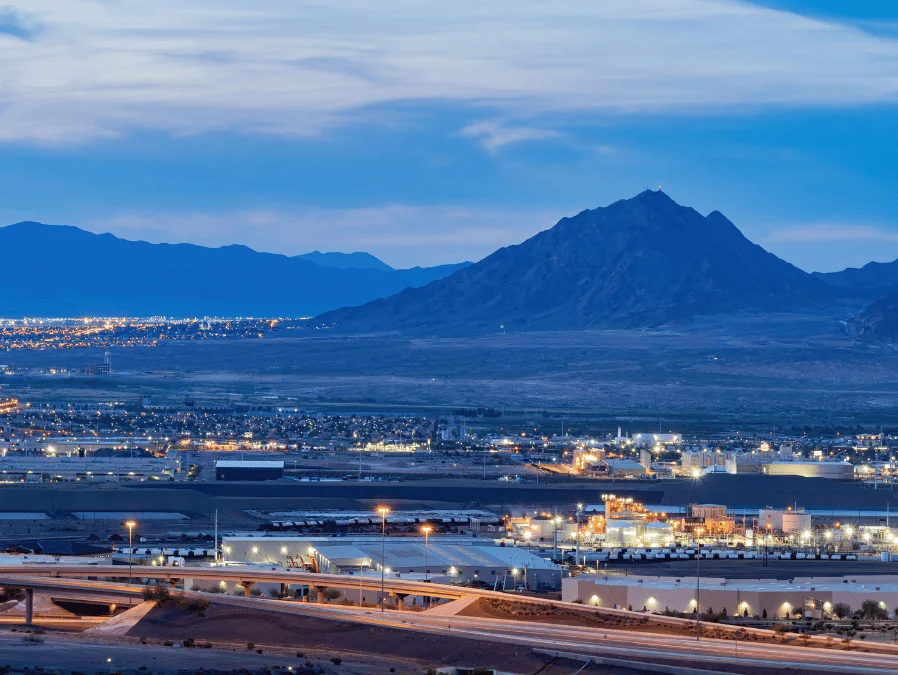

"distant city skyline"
[0, 0, 896, 271]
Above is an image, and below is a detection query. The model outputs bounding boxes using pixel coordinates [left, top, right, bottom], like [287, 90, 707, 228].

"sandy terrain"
[4, 311, 898, 426]
[127, 603, 581, 674]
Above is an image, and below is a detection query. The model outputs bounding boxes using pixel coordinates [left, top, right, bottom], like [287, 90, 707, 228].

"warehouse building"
[214, 460, 284, 481]
[220, 534, 564, 591]
[564, 573, 898, 619]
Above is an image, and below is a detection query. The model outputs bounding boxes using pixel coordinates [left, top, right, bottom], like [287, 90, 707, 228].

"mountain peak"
[317, 192, 831, 334]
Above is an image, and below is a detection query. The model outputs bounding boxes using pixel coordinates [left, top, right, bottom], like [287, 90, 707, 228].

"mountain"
[297, 250, 393, 271]
[813, 260, 898, 301]
[0, 222, 468, 318]
[848, 294, 898, 342]
[316, 190, 832, 334]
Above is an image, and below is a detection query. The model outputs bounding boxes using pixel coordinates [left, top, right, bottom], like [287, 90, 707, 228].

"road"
[208, 595, 898, 675]
[4, 566, 898, 674]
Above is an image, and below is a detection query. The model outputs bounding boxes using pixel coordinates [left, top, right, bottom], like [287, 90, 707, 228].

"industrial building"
[0, 457, 175, 482]
[762, 461, 854, 479]
[220, 535, 565, 591]
[214, 459, 285, 481]
[759, 507, 812, 534]
[563, 573, 898, 619]
[725, 454, 854, 479]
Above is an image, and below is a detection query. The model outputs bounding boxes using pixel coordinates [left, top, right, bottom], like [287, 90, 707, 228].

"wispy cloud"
[765, 223, 898, 243]
[0, 1, 897, 142]
[460, 121, 561, 152]
[0, 6, 38, 40]
[85, 205, 563, 267]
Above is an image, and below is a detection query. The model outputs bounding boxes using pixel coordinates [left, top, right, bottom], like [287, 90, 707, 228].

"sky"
[0, 1, 897, 271]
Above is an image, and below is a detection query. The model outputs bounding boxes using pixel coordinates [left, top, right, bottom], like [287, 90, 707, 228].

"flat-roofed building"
[215, 460, 285, 481]
[221, 534, 564, 591]
[564, 573, 898, 619]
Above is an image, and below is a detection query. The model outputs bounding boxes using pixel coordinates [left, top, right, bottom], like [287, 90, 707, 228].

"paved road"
[0, 633, 301, 674]
[211, 596, 898, 675]
[6, 567, 898, 674]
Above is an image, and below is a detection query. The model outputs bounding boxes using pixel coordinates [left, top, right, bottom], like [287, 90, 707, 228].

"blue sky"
[0, 1, 897, 271]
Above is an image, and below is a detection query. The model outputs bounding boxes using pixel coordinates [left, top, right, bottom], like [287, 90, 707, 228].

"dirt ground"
[127, 603, 601, 674]
[457, 597, 896, 656]
[459, 597, 695, 636]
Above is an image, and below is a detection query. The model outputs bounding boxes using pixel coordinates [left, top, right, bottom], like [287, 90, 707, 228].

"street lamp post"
[377, 506, 390, 612]
[553, 516, 563, 562]
[421, 525, 432, 582]
[575, 503, 583, 567]
[695, 526, 703, 641]
[126, 520, 136, 606]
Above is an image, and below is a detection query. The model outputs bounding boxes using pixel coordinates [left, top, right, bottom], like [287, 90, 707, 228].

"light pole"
[695, 526, 703, 641]
[421, 525, 432, 582]
[377, 506, 389, 612]
[523, 529, 532, 552]
[553, 516, 563, 562]
[575, 503, 583, 567]
[126, 520, 136, 606]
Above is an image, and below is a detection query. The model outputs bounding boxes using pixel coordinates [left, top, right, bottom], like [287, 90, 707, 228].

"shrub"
[832, 602, 851, 619]
[246, 643, 254, 651]
[330, 658, 342, 665]
[163, 641, 173, 647]
[296, 652, 305, 658]
[322, 588, 342, 602]
[178, 597, 210, 616]
[141, 585, 172, 604]
[182, 638, 195, 648]
[860, 599, 888, 622]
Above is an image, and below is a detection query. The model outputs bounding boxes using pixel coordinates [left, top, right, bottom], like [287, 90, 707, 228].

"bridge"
[0, 564, 498, 623]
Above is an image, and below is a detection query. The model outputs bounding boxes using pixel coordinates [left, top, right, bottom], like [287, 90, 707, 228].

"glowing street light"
[421, 525, 433, 582]
[125, 520, 136, 605]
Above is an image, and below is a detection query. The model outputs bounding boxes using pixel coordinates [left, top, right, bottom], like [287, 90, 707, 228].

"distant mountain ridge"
[317, 190, 833, 334]
[813, 260, 898, 301]
[297, 250, 393, 271]
[0, 222, 469, 318]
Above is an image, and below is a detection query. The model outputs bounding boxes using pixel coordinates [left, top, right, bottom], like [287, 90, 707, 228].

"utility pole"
[695, 527, 703, 641]
[377, 506, 389, 612]
[575, 503, 583, 566]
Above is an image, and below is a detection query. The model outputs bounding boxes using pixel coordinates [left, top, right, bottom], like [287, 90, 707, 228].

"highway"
[4, 566, 898, 673]
[203, 596, 898, 675]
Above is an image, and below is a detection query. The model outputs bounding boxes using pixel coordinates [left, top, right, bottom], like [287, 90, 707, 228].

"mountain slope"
[317, 190, 832, 334]
[297, 250, 394, 271]
[0, 222, 465, 317]
[848, 294, 898, 342]
[813, 260, 898, 300]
